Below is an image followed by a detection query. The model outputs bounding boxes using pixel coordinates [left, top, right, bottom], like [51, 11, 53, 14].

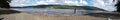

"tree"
[0, 0, 11, 9]
[114, 0, 120, 12]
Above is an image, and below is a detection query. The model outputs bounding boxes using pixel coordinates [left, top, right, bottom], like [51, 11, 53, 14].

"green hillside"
[24, 5, 106, 11]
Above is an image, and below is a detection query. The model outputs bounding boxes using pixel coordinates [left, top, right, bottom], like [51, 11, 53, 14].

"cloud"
[10, 3, 25, 7]
[46, 0, 57, 3]
[33, 1, 49, 5]
[36, 2, 48, 5]
[60, 0, 88, 6]
[32, 0, 58, 5]
[10, 0, 29, 6]
[63, 1, 79, 5]
[108, 0, 113, 3]
[80, 0, 88, 5]
[11, 0, 89, 6]
[92, 0, 116, 11]
[33, 0, 80, 5]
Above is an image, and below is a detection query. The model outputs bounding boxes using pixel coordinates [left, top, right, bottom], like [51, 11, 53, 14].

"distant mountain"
[15, 5, 106, 11]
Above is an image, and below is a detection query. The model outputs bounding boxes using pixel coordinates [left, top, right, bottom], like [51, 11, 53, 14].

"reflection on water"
[11, 8, 104, 16]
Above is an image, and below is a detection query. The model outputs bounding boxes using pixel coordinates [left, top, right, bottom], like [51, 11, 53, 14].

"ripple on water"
[11, 8, 103, 16]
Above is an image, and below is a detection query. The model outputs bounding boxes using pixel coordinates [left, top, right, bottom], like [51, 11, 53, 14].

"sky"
[10, 0, 118, 11]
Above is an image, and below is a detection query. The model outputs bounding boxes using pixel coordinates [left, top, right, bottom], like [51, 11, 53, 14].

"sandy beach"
[0, 12, 109, 20]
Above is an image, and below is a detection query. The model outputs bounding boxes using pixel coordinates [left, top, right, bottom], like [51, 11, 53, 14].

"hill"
[13, 5, 106, 11]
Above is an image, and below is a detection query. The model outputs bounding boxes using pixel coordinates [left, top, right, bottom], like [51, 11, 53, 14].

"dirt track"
[0, 12, 109, 20]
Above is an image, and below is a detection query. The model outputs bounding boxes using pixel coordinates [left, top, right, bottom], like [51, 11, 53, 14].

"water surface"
[11, 8, 103, 16]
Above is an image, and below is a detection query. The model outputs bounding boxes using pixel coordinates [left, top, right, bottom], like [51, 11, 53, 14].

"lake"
[10, 8, 104, 16]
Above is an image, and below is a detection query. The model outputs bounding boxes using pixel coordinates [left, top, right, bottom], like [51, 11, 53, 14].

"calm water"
[11, 8, 104, 16]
